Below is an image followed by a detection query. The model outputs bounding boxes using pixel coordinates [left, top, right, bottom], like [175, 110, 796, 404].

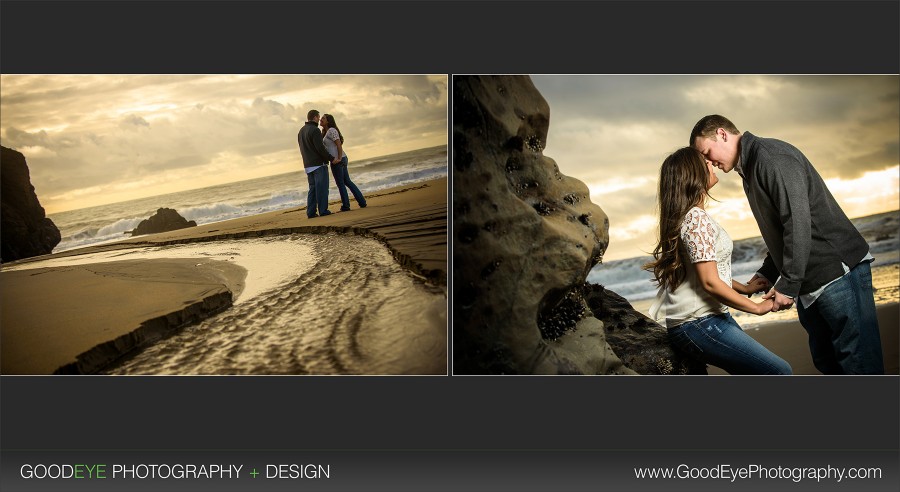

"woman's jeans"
[796, 261, 884, 374]
[669, 312, 792, 375]
[330, 156, 367, 211]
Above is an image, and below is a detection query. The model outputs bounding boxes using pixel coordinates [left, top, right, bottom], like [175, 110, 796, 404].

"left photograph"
[0, 74, 448, 375]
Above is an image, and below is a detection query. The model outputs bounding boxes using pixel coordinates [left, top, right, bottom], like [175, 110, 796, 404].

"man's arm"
[757, 252, 779, 286]
[759, 155, 811, 301]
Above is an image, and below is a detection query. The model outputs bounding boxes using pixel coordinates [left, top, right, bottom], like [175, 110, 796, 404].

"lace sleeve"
[680, 208, 717, 263]
[326, 127, 340, 142]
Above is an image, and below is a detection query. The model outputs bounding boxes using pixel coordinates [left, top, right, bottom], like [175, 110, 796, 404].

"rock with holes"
[453, 75, 632, 374]
[583, 284, 707, 375]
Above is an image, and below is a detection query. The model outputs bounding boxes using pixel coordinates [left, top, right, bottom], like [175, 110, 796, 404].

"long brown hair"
[320, 113, 345, 144]
[643, 147, 713, 292]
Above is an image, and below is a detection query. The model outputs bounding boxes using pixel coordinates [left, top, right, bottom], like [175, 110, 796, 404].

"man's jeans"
[306, 165, 330, 217]
[330, 156, 367, 211]
[797, 261, 884, 374]
[669, 312, 793, 375]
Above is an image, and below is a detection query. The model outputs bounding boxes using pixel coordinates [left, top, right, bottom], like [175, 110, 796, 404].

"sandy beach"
[1, 178, 447, 375]
[708, 303, 899, 375]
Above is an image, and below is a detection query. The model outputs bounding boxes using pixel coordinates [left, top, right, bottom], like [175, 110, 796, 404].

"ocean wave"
[361, 168, 448, 191]
[593, 210, 900, 303]
[180, 202, 242, 223]
[96, 217, 144, 237]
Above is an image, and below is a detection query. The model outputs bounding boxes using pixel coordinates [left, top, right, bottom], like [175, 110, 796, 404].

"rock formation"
[128, 208, 197, 236]
[453, 76, 703, 375]
[1, 146, 62, 263]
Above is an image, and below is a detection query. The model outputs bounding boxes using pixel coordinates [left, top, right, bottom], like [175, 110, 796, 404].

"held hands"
[762, 288, 794, 312]
[754, 298, 776, 316]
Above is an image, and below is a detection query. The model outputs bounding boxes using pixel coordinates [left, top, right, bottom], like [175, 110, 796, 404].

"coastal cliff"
[1, 146, 61, 262]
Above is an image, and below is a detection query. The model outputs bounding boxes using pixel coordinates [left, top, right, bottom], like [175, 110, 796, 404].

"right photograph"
[452, 75, 899, 375]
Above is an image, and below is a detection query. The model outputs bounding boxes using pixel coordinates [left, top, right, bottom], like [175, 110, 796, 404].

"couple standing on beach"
[298, 109, 367, 218]
[646, 115, 884, 375]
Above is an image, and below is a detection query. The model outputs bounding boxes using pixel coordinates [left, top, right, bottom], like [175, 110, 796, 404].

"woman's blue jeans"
[796, 261, 884, 374]
[669, 312, 792, 375]
[330, 156, 367, 211]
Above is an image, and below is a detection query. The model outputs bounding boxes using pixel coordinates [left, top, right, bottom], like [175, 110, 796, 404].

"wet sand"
[0, 178, 447, 375]
[1, 259, 244, 374]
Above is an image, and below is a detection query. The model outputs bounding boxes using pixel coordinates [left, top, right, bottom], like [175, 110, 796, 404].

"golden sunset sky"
[532, 75, 900, 261]
[0, 75, 448, 213]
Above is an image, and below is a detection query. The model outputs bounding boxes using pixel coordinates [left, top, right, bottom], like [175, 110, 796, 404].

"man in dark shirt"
[298, 109, 340, 218]
[691, 114, 883, 374]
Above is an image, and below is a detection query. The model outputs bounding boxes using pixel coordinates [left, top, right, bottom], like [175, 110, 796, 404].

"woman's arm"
[695, 261, 773, 315]
[334, 137, 344, 161]
[326, 128, 341, 164]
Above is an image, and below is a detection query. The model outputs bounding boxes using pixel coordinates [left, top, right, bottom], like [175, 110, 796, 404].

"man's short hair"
[307, 109, 320, 121]
[690, 115, 740, 144]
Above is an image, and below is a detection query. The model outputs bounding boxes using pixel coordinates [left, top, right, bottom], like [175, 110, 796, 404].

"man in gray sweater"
[691, 115, 883, 374]
[298, 109, 340, 218]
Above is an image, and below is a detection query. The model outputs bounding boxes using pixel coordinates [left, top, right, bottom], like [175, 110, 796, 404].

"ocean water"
[591, 210, 900, 321]
[49, 145, 447, 253]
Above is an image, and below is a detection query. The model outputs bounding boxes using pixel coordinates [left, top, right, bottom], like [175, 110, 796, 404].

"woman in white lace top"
[644, 147, 791, 374]
[321, 114, 367, 211]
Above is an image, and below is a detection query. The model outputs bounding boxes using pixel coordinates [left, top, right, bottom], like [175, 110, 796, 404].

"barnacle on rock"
[533, 201, 553, 216]
[538, 289, 588, 340]
[654, 356, 674, 375]
[525, 135, 544, 152]
[563, 193, 581, 205]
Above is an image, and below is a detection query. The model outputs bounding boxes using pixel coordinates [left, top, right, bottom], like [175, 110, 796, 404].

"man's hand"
[762, 288, 794, 311]
[332, 157, 341, 164]
[747, 274, 771, 294]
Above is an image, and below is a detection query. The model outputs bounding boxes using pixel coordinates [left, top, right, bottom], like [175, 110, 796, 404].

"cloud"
[120, 114, 150, 128]
[0, 75, 448, 212]
[4, 127, 52, 147]
[531, 74, 900, 259]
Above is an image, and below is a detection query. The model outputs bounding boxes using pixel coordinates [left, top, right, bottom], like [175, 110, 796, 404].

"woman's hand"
[754, 299, 775, 315]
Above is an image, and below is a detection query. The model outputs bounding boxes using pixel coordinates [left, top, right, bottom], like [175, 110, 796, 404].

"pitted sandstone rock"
[453, 76, 702, 375]
[453, 75, 630, 374]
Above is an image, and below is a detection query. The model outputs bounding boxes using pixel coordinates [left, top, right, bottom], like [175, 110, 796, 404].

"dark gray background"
[2, 1, 899, 491]
[3, 449, 898, 491]
[2, 1, 898, 73]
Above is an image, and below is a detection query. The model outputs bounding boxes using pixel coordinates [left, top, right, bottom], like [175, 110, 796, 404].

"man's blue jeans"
[669, 312, 792, 375]
[330, 156, 367, 211]
[797, 261, 884, 374]
[306, 165, 330, 218]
